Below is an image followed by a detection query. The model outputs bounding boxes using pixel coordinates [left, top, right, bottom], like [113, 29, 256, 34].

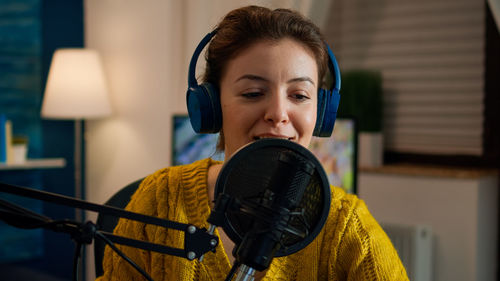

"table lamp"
[41, 48, 112, 221]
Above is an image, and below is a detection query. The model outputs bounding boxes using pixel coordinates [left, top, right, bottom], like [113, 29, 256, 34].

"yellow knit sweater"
[97, 158, 408, 281]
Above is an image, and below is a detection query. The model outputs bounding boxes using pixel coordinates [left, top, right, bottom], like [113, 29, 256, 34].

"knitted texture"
[96, 158, 408, 281]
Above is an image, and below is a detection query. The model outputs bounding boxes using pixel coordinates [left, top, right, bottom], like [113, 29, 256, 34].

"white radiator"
[381, 223, 433, 281]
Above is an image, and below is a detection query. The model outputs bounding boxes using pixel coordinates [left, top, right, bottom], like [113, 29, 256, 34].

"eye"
[241, 91, 264, 99]
[290, 92, 311, 102]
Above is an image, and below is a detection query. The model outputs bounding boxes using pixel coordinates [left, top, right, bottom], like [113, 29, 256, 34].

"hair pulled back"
[203, 6, 328, 89]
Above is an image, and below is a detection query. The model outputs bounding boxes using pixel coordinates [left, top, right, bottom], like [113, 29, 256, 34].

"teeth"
[255, 136, 291, 140]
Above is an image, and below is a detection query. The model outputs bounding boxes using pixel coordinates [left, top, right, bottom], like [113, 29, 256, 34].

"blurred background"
[0, 0, 499, 281]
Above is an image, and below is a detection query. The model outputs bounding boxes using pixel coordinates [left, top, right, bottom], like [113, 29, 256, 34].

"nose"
[264, 93, 289, 126]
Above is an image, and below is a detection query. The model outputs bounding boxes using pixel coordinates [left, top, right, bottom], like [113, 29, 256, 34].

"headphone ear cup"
[186, 83, 222, 133]
[201, 82, 222, 132]
[313, 88, 340, 137]
[313, 88, 327, 137]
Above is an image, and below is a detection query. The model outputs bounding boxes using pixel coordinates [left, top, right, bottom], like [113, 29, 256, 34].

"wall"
[359, 170, 498, 281]
[83, 2, 182, 277]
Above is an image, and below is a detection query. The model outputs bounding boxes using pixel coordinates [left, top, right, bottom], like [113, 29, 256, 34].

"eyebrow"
[287, 76, 316, 86]
[235, 74, 268, 83]
[235, 74, 316, 86]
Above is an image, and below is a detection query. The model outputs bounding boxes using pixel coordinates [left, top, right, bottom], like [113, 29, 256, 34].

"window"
[325, 0, 500, 167]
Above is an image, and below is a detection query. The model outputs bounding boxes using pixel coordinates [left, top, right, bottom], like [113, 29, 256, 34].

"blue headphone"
[186, 30, 341, 137]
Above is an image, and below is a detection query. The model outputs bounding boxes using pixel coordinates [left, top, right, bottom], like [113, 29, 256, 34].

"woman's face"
[220, 38, 318, 160]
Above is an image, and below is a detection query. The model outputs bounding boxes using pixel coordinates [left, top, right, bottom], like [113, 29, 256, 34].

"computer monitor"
[172, 115, 224, 165]
[308, 118, 357, 194]
[172, 115, 357, 194]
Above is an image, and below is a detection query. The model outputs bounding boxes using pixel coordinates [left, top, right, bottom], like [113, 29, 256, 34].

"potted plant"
[337, 70, 383, 167]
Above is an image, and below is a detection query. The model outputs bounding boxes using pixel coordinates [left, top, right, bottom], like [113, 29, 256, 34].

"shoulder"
[320, 186, 382, 256]
[137, 158, 220, 192]
[326, 187, 409, 279]
[125, 158, 221, 213]
[329, 186, 365, 221]
[328, 186, 380, 235]
[310, 187, 365, 250]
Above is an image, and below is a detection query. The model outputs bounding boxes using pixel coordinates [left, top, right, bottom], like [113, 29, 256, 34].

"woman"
[97, 6, 408, 281]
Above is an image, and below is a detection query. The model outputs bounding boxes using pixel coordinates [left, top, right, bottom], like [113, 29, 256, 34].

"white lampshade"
[41, 48, 112, 119]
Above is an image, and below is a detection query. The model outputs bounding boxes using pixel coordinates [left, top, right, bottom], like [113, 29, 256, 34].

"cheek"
[221, 104, 243, 129]
[299, 103, 317, 131]
[220, 103, 253, 147]
[295, 104, 317, 145]
[304, 110, 317, 129]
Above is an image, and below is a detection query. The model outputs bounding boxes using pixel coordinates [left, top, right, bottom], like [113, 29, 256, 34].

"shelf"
[0, 158, 66, 170]
[360, 163, 499, 179]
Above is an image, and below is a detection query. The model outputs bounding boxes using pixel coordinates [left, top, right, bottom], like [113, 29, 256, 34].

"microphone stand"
[208, 192, 310, 281]
[208, 194, 285, 281]
[0, 182, 219, 281]
[234, 264, 256, 281]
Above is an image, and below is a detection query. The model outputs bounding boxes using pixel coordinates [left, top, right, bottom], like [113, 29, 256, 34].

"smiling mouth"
[253, 135, 294, 141]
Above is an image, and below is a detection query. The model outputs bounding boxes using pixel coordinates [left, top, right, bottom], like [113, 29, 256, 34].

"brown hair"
[203, 6, 329, 151]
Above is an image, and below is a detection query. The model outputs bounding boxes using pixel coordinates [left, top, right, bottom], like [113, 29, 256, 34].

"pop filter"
[213, 138, 331, 262]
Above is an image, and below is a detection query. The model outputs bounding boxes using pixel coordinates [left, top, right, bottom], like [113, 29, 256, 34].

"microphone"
[207, 139, 331, 281]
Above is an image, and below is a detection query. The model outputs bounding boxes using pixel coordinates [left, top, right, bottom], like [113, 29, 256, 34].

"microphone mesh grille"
[221, 145, 325, 255]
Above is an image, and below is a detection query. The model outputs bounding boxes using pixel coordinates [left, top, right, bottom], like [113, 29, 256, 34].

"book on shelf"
[0, 115, 6, 163]
[5, 120, 13, 164]
[0, 114, 14, 164]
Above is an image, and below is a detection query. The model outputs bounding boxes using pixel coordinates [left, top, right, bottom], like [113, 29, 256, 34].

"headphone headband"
[188, 31, 217, 88]
[325, 43, 341, 95]
[186, 30, 341, 137]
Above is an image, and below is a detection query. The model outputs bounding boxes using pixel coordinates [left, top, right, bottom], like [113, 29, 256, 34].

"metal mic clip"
[198, 224, 217, 262]
[234, 264, 256, 281]
[201, 193, 234, 261]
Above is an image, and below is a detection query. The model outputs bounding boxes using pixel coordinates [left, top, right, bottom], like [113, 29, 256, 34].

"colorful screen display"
[308, 119, 357, 194]
[172, 115, 357, 193]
